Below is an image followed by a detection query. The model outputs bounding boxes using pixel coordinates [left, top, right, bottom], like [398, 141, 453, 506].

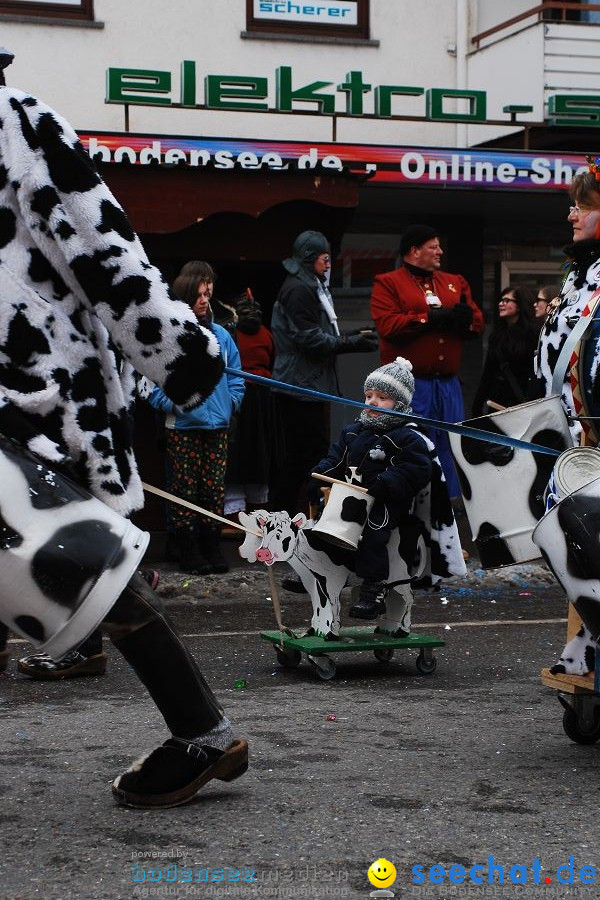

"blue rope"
[225, 367, 563, 458]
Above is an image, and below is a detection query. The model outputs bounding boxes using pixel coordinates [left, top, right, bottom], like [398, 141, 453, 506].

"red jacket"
[236, 325, 274, 378]
[370, 267, 483, 374]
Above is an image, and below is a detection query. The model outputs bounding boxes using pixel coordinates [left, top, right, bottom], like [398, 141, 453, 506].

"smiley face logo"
[368, 858, 397, 889]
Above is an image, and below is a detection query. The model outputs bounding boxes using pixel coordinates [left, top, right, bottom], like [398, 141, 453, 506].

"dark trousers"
[103, 573, 223, 738]
[270, 397, 331, 516]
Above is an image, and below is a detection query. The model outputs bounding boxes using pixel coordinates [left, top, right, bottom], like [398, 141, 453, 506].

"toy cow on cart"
[239, 460, 466, 640]
[240, 509, 424, 639]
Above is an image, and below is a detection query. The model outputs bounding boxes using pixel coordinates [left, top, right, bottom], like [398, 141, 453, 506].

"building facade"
[2, 0, 598, 523]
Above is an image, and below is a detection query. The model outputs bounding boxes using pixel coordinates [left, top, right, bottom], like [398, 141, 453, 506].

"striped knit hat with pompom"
[363, 356, 415, 412]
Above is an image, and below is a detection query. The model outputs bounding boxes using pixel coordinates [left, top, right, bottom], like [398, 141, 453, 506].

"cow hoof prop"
[375, 626, 409, 638]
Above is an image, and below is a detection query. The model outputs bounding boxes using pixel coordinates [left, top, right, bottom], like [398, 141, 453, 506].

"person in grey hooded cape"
[270, 230, 378, 516]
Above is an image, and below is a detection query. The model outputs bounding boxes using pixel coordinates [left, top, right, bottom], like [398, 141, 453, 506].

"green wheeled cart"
[260, 626, 445, 681]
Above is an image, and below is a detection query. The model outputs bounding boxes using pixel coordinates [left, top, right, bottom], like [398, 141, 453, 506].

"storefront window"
[246, 0, 369, 40]
[0, 0, 94, 19]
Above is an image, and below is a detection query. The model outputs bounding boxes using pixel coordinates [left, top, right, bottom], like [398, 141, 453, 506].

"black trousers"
[270, 396, 331, 517]
[103, 572, 224, 738]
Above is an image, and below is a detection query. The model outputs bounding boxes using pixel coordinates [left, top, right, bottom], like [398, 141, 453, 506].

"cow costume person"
[532, 166, 600, 676]
[0, 49, 247, 808]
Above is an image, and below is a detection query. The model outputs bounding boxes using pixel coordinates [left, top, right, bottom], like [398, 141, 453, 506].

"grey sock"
[191, 716, 234, 752]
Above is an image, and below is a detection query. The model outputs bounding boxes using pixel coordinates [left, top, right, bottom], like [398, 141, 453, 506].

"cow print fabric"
[536, 240, 600, 674]
[0, 87, 223, 516]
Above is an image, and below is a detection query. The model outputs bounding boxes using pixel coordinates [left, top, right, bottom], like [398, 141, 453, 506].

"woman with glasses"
[533, 284, 560, 321]
[532, 168, 600, 444]
[531, 165, 600, 677]
[471, 285, 538, 417]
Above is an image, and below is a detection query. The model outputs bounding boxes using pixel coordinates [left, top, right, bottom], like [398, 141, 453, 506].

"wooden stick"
[310, 472, 369, 493]
[266, 564, 286, 647]
[141, 482, 262, 536]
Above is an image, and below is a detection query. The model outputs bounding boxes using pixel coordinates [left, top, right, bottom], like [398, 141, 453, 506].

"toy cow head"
[238, 510, 308, 565]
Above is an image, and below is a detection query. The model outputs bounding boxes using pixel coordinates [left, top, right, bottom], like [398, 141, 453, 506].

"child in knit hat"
[308, 356, 434, 620]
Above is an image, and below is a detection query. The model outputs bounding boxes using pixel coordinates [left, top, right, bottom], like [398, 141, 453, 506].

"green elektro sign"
[105, 64, 600, 127]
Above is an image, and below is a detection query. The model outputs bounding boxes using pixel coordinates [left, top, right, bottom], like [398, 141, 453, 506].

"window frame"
[0, 0, 94, 20]
[245, 0, 369, 40]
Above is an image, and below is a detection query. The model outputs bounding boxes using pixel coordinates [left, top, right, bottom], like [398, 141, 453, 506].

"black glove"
[450, 302, 473, 333]
[368, 478, 389, 502]
[527, 376, 545, 402]
[337, 331, 379, 354]
[428, 304, 473, 334]
[427, 306, 456, 331]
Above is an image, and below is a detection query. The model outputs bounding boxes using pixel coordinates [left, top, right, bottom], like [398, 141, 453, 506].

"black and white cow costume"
[0, 86, 223, 516]
[533, 229, 600, 675]
[0, 71, 248, 809]
[239, 434, 466, 639]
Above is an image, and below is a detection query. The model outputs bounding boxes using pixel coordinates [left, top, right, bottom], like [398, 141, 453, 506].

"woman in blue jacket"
[147, 262, 245, 575]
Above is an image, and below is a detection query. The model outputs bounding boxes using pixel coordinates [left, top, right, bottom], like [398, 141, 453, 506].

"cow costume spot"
[339, 494, 369, 526]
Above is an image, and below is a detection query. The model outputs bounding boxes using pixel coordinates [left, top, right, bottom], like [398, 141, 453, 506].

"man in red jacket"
[370, 225, 483, 497]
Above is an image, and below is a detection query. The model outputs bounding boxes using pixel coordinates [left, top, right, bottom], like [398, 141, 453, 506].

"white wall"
[466, 23, 545, 144]
[473, 0, 531, 36]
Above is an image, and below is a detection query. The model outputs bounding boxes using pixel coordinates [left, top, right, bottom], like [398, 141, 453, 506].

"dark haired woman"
[471, 285, 539, 417]
[146, 262, 245, 575]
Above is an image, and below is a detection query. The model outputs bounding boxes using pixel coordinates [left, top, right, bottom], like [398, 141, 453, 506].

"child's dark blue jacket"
[312, 421, 432, 518]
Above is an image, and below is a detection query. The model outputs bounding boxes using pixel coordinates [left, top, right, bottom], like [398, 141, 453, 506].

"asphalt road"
[1, 553, 598, 900]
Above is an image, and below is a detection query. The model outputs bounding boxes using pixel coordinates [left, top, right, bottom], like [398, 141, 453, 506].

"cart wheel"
[562, 706, 600, 745]
[275, 646, 301, 669]
[307, 654, 336, 681]
[416, 651, 437, 675]
[374, 648, 394, 663]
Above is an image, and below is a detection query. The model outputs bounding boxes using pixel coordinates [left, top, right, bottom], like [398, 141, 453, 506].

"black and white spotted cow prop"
[0, 434, 147, 660]
[450, 397, 573, 568]
[534, 479, 600, 675]
[239, 477, 466, 638]
[239, 510, 424, 639]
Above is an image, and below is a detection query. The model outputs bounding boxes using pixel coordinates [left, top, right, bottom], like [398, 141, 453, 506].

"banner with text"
[79, 132, 587, 191]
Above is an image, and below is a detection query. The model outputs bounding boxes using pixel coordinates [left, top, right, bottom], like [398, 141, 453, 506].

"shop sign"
[105, 65, 600, 127]
[80, 132, 588, 190]
[253, 1, 358, 26]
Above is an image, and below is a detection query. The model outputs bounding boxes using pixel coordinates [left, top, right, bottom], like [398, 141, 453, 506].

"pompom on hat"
[363, 356, 415, 412]
[399, 224, 439, 258]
